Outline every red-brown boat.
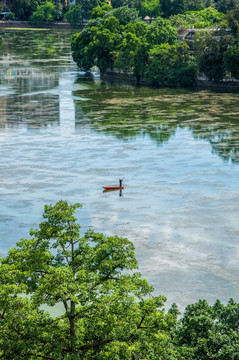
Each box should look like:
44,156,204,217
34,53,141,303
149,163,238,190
103,179,124,191
103,186,124,190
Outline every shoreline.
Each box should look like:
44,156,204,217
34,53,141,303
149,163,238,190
0,20,83,30
101,70,239,92
1,24,238,92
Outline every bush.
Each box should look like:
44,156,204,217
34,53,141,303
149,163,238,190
145,42,198,86
30,1,57,24
5,12,15,20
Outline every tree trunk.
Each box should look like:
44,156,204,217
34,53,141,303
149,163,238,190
69,301,76,354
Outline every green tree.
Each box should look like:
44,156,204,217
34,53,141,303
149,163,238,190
169,7,224,28
194,30,234,81
184,0,205,11
111,0,143,12
226,7,239,36
91,4,111,18
71,27,95,70
11,0,38,20
103,6,140,25
176,299,239,360
134,40,151,79
223,42,239,78
170,12,203,28
30,1,57,23
90,17,121,73
66,3,84,25
146,17,178,45
66,0,107,24
140,0,161,18
215,0,239,13
114,25,142,72
0,200,178,359
144,41,198,86
160,0,185,17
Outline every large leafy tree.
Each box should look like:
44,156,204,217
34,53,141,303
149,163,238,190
140,0,161,18
72,27,96,70
176,299,239,360
184,0,205,11
111,0,143,12
30,1,58,23
215,0,239,13
169,7,223,28
226,7,239,37
0,201,178,359
160,0,185,17
11,0,38,20
89,16,122,73
103,6,140,25
194,30,234,81
145,17,178,45
66,0,107,24
144,41,198,86
223,42,239,79
114,25,142,72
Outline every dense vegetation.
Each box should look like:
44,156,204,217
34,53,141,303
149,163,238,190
1,201,239,359
71,2,239,86
5,0,239,26
5,0,239,84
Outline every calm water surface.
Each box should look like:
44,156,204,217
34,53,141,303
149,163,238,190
1,30,239,309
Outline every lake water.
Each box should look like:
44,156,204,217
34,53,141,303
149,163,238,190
1,29,239,309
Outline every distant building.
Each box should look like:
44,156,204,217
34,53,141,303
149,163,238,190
177,28,196,42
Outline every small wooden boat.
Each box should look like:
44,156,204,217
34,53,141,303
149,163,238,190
103,186,124,190
103,179,124,191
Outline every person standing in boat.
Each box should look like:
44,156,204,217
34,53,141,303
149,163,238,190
119,178,123,187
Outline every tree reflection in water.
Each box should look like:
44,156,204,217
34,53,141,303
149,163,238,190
74,79,239,164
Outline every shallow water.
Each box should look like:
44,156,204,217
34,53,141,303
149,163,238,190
1,29,239,309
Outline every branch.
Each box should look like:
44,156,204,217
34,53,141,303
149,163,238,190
28,353,56,360
0,311,5,319
63,300,69,313
128,315,146,341
79,338,114,350
90,266,120,290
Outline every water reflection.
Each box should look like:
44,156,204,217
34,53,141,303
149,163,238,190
103,189,123,197
73,80,239,163
0,29,76,128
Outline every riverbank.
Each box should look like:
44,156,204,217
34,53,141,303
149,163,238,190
101,69,239,92
0,20,84,30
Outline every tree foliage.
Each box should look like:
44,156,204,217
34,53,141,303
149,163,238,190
176,299,239,360
170,7,223,28
0,201,179,359
66,0,108,24
194,30,234,81
103,5,140,24
226,7,239,37
215,0,239,13
11,0,38,20
30,1,58,23
140,0,161,18
144,41,198,86
160,0,186,17
11,0,63,21
223,41,239,78
71,12,198,86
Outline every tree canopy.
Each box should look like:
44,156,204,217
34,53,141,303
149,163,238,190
0,200,178,359
71,13,199,86
194,30,234,81
2,201,239,359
